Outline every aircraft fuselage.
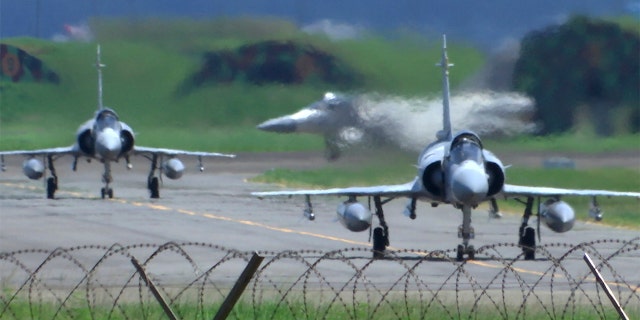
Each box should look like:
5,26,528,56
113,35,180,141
75,108,135,161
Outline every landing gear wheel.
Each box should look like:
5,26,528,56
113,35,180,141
372,227,386,259
46,177,57,199
456,244,475,261
520,226,536,260
149,177,160,199
100,188,113,199
467,245,475,260
456,244,464,261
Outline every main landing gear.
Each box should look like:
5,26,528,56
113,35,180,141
371,196,390,259
146,154,160,199
517,197,536,260
46,155,58,199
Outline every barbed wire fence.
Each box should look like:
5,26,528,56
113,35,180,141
1,238,638,319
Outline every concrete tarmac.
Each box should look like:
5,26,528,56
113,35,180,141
1,151,638,293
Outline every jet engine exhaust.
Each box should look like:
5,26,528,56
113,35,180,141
354,91,536,152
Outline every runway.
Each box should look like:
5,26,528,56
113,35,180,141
1,151,639,291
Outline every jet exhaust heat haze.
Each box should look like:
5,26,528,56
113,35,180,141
354,91,537,152
257,89,536,160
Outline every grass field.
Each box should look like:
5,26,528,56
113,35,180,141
3,298,632,320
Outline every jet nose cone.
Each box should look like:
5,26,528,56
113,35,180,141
257,117,298,133
95,129,122,160
451,162,489,205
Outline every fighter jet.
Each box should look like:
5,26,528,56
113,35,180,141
0,45,235,199
252,36,640,260
257,92,383,160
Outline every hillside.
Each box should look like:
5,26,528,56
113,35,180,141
0,19,484,152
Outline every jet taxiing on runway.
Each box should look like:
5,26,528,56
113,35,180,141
0,45,235,199
253,36,640,260
257,92,380,161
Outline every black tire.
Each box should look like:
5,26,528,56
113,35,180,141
46,177,56,199
372,227,386,259
467,245,475,260
149,177,160,199
456,244,464,261
107,188,113,199
101,188,106,199
521,227,536,260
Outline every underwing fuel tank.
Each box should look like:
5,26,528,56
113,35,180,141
22,158,44,180
337,201,372,232
162,158,185,180
541,199,575,233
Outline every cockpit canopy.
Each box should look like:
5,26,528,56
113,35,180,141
449,132,483,164
310,92,349,112
94,108,120,131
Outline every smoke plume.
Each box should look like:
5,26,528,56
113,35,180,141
353,91,537,152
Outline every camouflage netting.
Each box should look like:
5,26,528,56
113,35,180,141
513,16,640,134
0,44,60,84
178,40,361,93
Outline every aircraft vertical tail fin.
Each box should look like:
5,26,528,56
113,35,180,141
435,35,453,141
95,44,106,111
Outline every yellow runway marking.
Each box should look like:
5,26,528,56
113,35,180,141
469,260,547,276
1,181,633,288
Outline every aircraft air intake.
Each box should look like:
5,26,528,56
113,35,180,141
421,161,444,199
77,129,95,156
119,130,134,156
485,161,505,197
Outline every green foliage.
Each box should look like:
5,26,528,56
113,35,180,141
513,15,640,135
0,17,484,153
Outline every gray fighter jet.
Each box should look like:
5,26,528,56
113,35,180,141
257,92,380,160
253,36,640,260
0,45,235,199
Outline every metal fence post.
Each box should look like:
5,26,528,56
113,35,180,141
213,252,264,320
131,257,179,320
583,253,629,320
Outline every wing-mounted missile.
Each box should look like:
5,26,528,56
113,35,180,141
303,195,315,220
540,198,575,233
403,197,417,219
588,196,603,221
337,197,372,232
161,158,185,180
22,158,44,180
